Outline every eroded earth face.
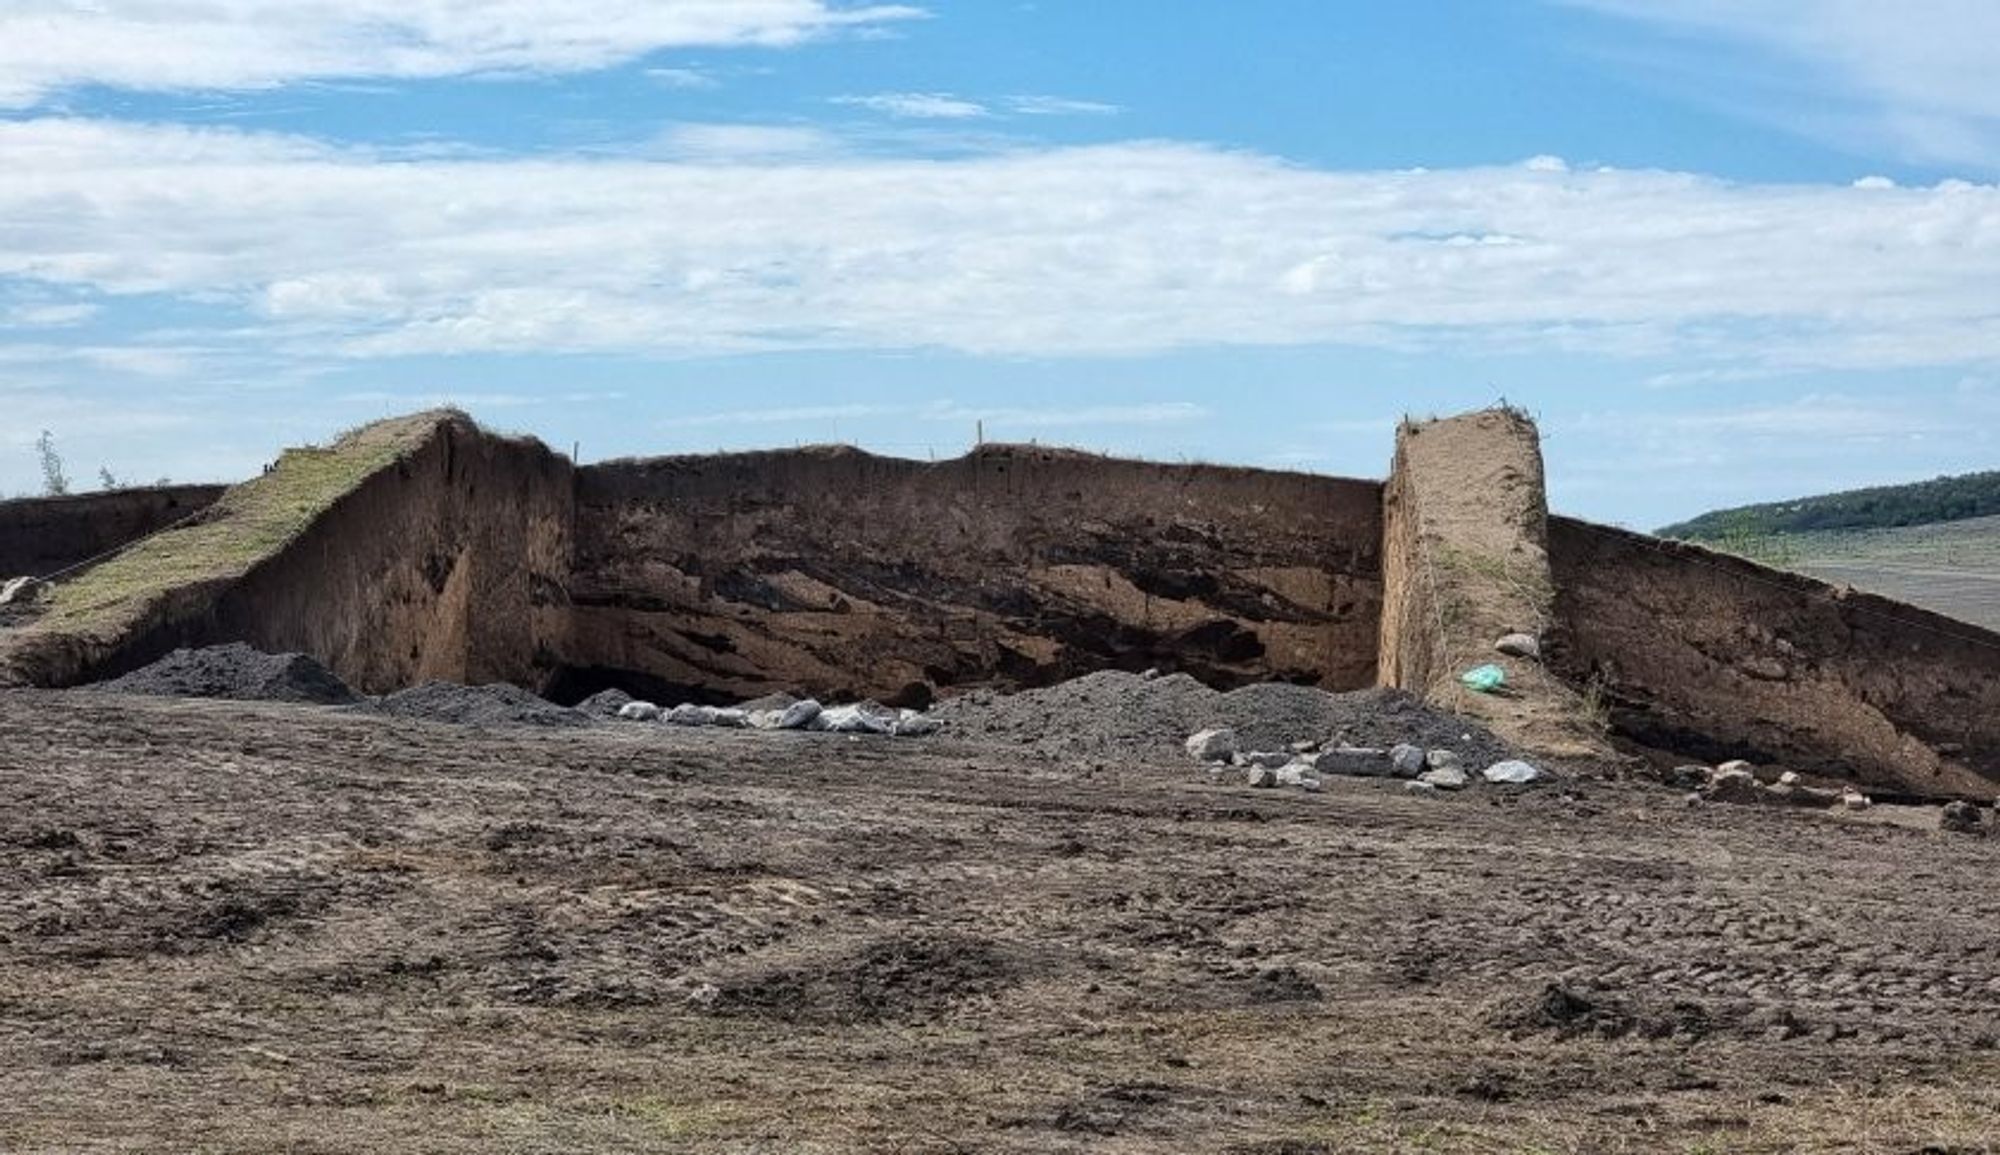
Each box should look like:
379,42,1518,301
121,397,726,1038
1,690,1995,1153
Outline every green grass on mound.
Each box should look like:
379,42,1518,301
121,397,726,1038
33,412,451,634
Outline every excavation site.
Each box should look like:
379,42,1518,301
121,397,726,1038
1,408,1996,1153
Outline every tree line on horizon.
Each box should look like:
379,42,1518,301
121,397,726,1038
1659,469,2000,541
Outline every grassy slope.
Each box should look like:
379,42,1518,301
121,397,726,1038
30,412,449,636
1778,515,2000,632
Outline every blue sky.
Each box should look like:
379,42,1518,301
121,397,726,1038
3,1,1998,527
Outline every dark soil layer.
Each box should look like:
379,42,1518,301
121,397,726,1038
93,642,358,706
1,690,1995,1153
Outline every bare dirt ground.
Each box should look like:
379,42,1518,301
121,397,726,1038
2,690,1996,1154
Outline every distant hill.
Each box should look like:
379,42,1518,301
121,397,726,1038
1658,469,2000,540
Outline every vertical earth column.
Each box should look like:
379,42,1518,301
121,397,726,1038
1379,408,1612,761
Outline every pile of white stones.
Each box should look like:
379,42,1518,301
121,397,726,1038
615,697,943,737
1184,727,1544,794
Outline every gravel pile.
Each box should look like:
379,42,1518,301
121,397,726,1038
932,670,1515,766
373,681,594,729
95,643,359,705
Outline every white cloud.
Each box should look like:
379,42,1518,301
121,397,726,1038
2,118,1999,369
0,1,925,106
649,121,843,160
1007,95,1121,117
832,92,990,119
645,67,719,90
2,302,99,328
1562,0,2000,167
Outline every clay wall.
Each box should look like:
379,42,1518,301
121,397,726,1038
1547,517,2000,797
0,486,226,579
562,445,1384,706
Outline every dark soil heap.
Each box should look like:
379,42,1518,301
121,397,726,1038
373,681,594,729
93,643,358,706
933,670,1516,765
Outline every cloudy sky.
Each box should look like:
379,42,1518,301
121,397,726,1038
2,0,1997,526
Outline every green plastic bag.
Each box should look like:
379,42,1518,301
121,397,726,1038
1461,664,1506,693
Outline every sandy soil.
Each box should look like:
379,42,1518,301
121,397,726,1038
1,690,1996,1153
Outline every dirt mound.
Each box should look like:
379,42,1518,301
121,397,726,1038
373,681,593,729
94,643,359,705
933,670,1515,765
712,933,1018,1024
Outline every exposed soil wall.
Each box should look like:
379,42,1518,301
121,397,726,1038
1379,411,1610,760
0,486,225,579
563,445,1383,706
200,419,574,694
1548,517,2000,797
1,416,573,694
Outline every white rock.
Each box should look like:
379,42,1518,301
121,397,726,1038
1716,760,1755,775
1419,766,1469,791
1245,764,1280,788
665,704,717,727
0,576,43,606
1482,760,1545,785
892,711,943,737
814,704,894,734
709,708,749,728
1276,762,1323,791
1186,728,1239,764
1838,790,1872,812
1389,744,1428,778
1240,751,1294,770
1495,633,1542,660
616,701,663,722
776,699,823,730
1426,749,1464,773
1777,770,1801,788
1404,781,1439,796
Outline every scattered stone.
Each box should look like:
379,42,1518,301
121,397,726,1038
1419,765,1469,791
1716,760,1756,776
1311,746,1391,777
1185,728,1239,764
1275,763,1323,792
1482,760,1545,785
1405,781,1439,796
1838,790,1872,812
892,710,943,737
1663,765,1711,790
1389,744,1428,778
617,701,663,722
1426,749,1464,774
1703,767,1764,805
1245,764,1280,788
1777,770,1801,788
1941,801,1986,834
0,576,44,606
710,707,750,729
1239,751,1294,770
1140,668,1161,680
1289,739,1320,755
1494,633,1541,660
